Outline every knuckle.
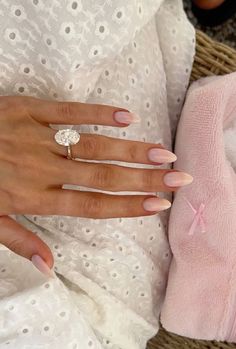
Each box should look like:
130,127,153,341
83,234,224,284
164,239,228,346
93,164,113,189
142,170,155,190
125,197,141,217
57,102,74,122
128,144,138,161
7,237,26,255
82,136,100,158
83,195,103,218
94,104,102,121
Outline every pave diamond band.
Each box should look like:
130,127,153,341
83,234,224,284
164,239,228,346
54,128,81,160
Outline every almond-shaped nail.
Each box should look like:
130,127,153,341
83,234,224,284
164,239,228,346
164,171,193,187
31,255,55,278
148,148,177,163
143,197,171,212
113,111,141,124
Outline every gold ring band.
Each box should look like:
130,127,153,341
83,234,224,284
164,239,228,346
67,144,73,160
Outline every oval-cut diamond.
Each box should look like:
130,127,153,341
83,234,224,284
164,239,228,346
54,129,80,146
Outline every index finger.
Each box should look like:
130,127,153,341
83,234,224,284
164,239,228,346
27,97,140,127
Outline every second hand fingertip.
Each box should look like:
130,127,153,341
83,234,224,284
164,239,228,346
31,254,55,279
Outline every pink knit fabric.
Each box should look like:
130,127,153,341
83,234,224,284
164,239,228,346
161,73,236,342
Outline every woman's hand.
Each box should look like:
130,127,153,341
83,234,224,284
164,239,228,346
0,96,193,274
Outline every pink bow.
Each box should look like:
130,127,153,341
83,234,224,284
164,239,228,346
184,198,206,236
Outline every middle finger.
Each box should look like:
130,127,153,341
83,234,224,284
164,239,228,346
50,130,177,165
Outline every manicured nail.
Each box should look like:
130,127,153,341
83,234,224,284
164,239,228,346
148,148,177,163
113,111,141,124
164,171,193,187
31,255,55,278
143,197,171,212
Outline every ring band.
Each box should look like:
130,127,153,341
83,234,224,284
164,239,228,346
67,144,73,160
54,128,81,160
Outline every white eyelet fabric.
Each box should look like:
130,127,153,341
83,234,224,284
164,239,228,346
0,1,195,348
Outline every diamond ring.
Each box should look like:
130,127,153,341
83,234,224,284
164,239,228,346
54,128,80,160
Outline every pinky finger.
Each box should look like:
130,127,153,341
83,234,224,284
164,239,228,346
42,189,172,219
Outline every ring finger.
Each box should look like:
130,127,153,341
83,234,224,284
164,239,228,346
49,128,177,165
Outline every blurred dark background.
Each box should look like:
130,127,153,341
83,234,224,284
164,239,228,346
184,0,236,48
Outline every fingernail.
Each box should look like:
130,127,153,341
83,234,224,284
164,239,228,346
164,171,193,187
31,255,55,278
148,148,177,163
143,197,171,212
113,111,141,124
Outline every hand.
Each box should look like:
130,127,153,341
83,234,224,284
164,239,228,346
0,96,193,275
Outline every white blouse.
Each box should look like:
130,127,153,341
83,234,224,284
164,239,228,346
0,1,195,348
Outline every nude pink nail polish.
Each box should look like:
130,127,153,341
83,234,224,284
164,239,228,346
113,111,141,124
31,255,55,278
143,197,171,212
148,148,177,163
164,171,193,187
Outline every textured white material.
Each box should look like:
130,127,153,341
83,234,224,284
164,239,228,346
0,1,195,348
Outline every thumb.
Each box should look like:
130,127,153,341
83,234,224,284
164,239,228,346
0,215,54,278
